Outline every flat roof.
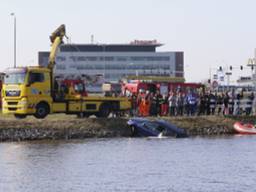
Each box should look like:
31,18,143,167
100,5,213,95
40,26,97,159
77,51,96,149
59,43,163,52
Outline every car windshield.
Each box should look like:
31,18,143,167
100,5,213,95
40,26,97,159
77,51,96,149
4,72,26,84
145,122,165,132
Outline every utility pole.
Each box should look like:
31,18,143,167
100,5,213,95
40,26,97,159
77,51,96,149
10,13,16,68
254,48,256,90
225,72,232,90
247,48,256,90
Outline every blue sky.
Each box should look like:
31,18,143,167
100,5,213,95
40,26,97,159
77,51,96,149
1,0,256,82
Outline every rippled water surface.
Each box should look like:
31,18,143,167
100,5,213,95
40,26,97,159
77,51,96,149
0,136,256,192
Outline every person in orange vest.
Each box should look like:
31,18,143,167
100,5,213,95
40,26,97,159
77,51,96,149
139,90,150,117
143,91,150,116
141,97,147,116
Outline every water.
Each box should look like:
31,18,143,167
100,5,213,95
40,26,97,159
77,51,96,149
0,136,256,192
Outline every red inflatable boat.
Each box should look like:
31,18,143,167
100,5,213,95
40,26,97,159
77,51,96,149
233,122,256,134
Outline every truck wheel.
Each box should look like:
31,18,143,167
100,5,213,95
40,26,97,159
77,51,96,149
97,103,110,118
34,103,49,119
14,114,27,119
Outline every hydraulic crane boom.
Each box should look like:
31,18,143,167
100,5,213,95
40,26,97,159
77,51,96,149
48,24,66,71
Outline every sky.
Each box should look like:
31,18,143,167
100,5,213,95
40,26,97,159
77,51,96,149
1,0,256,83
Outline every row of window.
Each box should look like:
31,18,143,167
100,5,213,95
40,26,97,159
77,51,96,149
55,69,172,76
56,56,171,62
104,72,174,80
56,64,172,70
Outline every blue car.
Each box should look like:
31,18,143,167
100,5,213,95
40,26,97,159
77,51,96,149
127,118,188,138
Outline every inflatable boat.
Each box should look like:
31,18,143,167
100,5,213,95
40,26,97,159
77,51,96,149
127,118,188,138
233,122,256,134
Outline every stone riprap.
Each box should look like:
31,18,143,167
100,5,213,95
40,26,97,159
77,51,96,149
0,114,252,142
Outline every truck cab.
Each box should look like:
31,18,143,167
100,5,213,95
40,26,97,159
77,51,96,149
2,67,52,118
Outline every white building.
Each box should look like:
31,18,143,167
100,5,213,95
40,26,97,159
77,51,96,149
38,41,184,82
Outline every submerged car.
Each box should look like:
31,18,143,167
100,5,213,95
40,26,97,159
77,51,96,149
127,118,188,138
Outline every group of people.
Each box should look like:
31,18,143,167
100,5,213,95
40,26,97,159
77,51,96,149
128,89,256,117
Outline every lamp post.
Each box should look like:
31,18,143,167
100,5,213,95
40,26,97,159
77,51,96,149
10,13,16,68
209,67,219,85
247,48,256,90
225,72,232,89
102,44,106,79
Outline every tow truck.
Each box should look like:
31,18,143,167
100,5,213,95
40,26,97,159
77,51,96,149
2,25,130,119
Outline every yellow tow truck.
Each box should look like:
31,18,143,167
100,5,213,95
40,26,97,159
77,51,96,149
2,25,130,119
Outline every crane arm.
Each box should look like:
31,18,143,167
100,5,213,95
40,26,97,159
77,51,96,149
48,24,66,70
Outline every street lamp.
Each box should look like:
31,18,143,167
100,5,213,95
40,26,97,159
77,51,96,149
247,52,256,90
10,13,16,68
225,72,232,88
102,44,106,79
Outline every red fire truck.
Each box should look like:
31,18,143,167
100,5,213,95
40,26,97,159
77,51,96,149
123,80,203,95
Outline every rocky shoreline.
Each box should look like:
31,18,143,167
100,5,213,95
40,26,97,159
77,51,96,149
0,114,253,142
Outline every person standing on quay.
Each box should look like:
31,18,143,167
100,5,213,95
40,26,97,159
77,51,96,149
186,90,197,116
176,92,184,116
252,92,256,115
198,92,206,116
161,93,169,116
144,91,151,116
209,91,217,115
155,90,163,116
168,91,176,116
216,93,223,115
130,92,138,116
204,92,210,115
150,92,157,116
246,92,254,115
229,90,235,115
223,92,230,115
137,90,143,116
149,92,155,116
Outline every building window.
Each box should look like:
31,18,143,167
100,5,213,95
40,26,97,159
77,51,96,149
130,56,170,62
116,57,127,61
105,57,114,61
77,56,86,61
130,57,146,61
87,57,98,61
56,56,66,62
56,64,66,70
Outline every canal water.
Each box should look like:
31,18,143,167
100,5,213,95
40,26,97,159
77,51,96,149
0,136,256,192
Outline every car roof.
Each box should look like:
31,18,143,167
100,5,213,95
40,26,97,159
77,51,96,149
130,118,150,123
